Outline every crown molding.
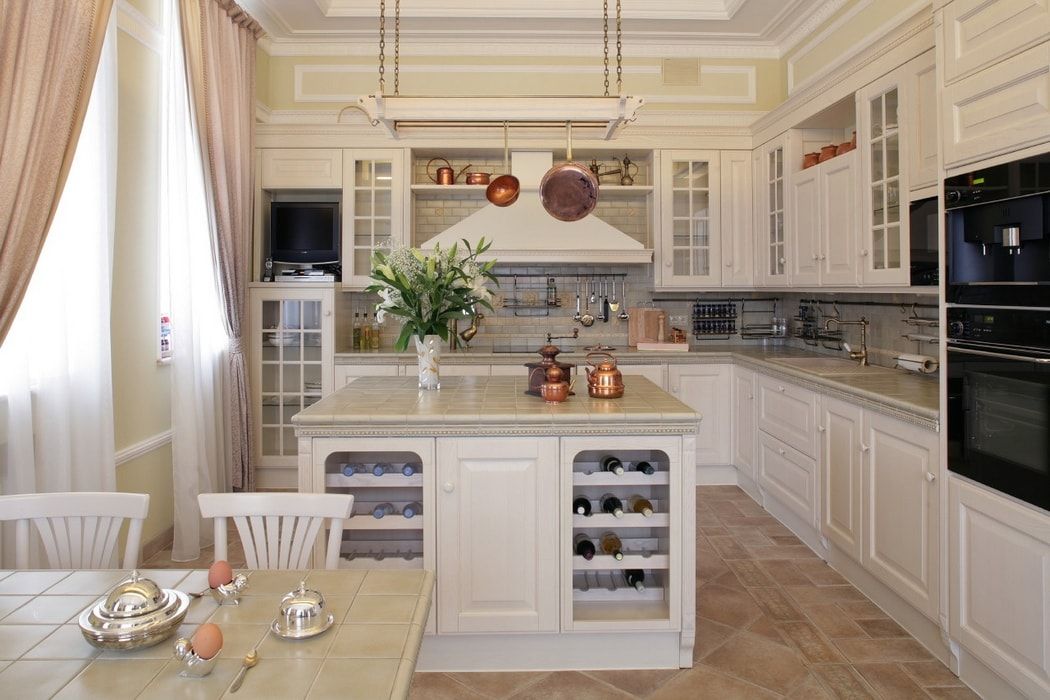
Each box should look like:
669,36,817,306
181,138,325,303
116,0,162,53
775,0,852,56
786,0,875,93
316,0,744,21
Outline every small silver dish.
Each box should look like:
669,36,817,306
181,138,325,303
173,637,220,677
270,581,335,640
78,570,190,650
209,573,249,605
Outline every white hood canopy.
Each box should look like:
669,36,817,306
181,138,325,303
420,152,653,264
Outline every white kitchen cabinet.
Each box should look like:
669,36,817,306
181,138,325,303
950,477,1050,700
720,151,754,287
658,151,722,287
941,40,1050,169
820,397,863,561
731,367,756,483
333,363,399,388
249,284,334,471
754,135,791,287
788,166,821,287
862,411,939,620
436,437,560,633
260,149,343,190
819,153,861,286
342,149,406,289
756,375,819,458
904,51,939,192
621,364,667,391
941,0,1050,85
758,432,817,527
668,364,731,466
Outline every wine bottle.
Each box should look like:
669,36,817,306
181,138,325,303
371,462,390,477
351,313,361,350
402,501,421,519
624,569,645,592
371,503,395,519
341,463,357,477
370,314,381,349
600,493,624,518
600,456,625,476
574,533,596,561
634,460,656,475
629,495,654,517
573,497,592,516
600,531,624,560
401,464,416,477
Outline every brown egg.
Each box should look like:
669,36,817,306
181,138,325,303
191,623,223,660
208,560,234,589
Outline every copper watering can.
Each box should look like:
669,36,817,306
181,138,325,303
427,157,471,185
585,352,624,399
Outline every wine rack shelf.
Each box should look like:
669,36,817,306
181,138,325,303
325,472,423,488
346,515,423,531
573,570,667,602
572,513,670,528
572,554,670,570
572,601,672,627
572,471,670,487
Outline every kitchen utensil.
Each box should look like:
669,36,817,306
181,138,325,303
589,280,597,304
229,649,259,693
464,172,491,185
580,287,595,327
618,155,639,186
585,352,625,399
601,279,610,322
609,280,620,312
426,157,470,185
588,158,622,181
618,281,629,320
572,280,582,322
531,365,574,404
486,122,520,207
524,343,576,397
540,122,599,222
78,570,190,650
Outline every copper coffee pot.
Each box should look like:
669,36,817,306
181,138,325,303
585,352,624,399
531,365,574,404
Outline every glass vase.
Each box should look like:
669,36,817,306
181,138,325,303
414,334,442,391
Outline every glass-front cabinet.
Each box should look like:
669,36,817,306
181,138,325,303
249,284,334,471
342,150,405,289
658,151,721,287
754,136,789,287
858,77,910,285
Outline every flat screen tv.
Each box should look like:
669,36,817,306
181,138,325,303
270,201,340,264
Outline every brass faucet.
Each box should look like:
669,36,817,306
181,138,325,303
824,316,870,366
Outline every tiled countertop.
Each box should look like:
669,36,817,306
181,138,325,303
0,568,433,699
293,376,699,437
336,345,940,430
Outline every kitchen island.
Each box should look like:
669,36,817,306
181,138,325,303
293,376,699,670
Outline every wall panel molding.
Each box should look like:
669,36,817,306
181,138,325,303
116,429,172,466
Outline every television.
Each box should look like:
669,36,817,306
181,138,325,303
269,201,340,264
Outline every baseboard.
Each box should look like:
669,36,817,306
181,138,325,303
141,526,173,562
956,646,1030,700
696,464,738,485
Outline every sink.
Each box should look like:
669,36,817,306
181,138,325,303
768,357,877,376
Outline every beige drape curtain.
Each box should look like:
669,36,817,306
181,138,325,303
0,0,115,347
179,0,262,491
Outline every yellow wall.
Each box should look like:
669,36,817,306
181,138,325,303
113,15,173,548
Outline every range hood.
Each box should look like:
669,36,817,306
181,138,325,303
420,152,653,264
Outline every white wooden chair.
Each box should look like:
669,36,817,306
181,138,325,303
197,493,354,570
0,492,150,569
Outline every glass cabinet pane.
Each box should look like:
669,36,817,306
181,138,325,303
355,161,373,186
672,162,690,188
885,89,898,130
303,301,321,330
867,88,903,274
669,158,713,280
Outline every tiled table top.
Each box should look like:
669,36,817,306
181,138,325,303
0,568,433,700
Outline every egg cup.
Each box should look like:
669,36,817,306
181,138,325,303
173,638,220,678
209,574,249,606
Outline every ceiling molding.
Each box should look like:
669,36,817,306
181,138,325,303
313,0,746,22
774,0,853,56
116,0,162,53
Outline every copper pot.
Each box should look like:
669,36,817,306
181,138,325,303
464,172,491,185
533,366,572,404
486,122,521,207
836,141,854,155
802,152,820,169
585,352,624,399
540,123,599,222
818,145,838,163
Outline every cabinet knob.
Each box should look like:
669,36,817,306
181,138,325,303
926,472,936,482
725,261,733,267
819,254,826,261
442,482,455,493
817,425,826,432
777,448,786,456
812,254,819,261
777,385,786,392
860,443,870,453
778,257,786,264
861,249,869,257
325,310,332,317
665,260,672,268
747,394,754,400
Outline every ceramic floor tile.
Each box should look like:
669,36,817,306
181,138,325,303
833,638,934,663
776,620,846,663
923,686,983,699
694,617,739,661
695,584,762,629
785,672,835,699
648,665,781,700
756,561,811,587
726,560,778,587
748,586,807,622
446,671,547,698
853,662,929,699
802,604,868,639
700,631,810,695
409,672,492,699
505,671,633,700
0,596,31,621
784,585,868,606
899,660,964,687
580,668,681,697
810,664,878,699
855,618,908,638
791,559,850,586
837,601,890,619
708,536,754,560
746,616,791,647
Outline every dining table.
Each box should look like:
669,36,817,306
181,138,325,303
0,567,433,699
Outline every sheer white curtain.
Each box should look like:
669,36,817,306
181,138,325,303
162,0,228,561
0,18,118,564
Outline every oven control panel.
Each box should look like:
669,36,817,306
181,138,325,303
948,306,1050,346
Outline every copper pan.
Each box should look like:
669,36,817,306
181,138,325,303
540,122,599,222
486,122,520,207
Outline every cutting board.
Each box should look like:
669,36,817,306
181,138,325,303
628,308,665,347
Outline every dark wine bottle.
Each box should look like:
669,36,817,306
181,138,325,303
600,456,625,475
634,461,656,475
573,497,592,516
600,493,624,518
574,533,596,560
624,569,645,592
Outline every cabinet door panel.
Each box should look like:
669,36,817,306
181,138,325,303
821,398,863,560
863,414,939,619
789,168,821,287
669,365,731,465
260,149,342,189
720,151,754,287
658,151,722,287
757,376,818,457
342,150,406,289
942,0,1050,84
732,368,756,481
437,437,559,633
909,53,939,190
820,153,860,286
758,433,816,525
622,364,667,391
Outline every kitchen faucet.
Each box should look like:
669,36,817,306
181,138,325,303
823,316,870,366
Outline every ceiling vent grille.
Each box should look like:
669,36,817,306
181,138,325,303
661,59,701,87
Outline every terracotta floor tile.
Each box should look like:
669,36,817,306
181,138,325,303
700,631,809,694
785,672,835,699
757,561,812,587
769,535,803,547
923,686,983,699
792,559,850,586
784,585,869,606
747,545,821,560
711,501,746,517
758,522,798,538
837,601,889,620
694,617,739,661
802,604,868,639
776,621,846,663
506,671,633,700
447,672,546,698
853,663,929,699
649,665,781,700
748,586,808,622
810,664,878,699
700,526,731,537
719,515,782,528
712,569,747,591
855,618,908,639
696,583,763,629
697,556,731,584
726,529,775,547
581,668,681,697
833,638,934,663
726,560,778,588
709,536,754,560
409,673,489,699
899,661,964,688
746,616,790,647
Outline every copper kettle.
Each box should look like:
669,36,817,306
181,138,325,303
585,352,624,399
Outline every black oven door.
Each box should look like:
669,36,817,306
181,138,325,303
947,340,1050,511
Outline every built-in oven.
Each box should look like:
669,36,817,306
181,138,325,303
946,306,1050,511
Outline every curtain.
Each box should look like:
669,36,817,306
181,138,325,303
163,0,229,562
0,0,116,347
0,17,118,566
179,0,263,492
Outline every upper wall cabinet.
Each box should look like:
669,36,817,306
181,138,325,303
720,152,755,287
658,151,722,288
790,152,861,287
342,150,406,290
904,52,939,192
753,135,791,287
941,0,1050,85
260,149,343,190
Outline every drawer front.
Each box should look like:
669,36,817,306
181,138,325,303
757,375,818,457
260,149,343,189
942,41,1050,168
758,433,817,526
942,0,1050,84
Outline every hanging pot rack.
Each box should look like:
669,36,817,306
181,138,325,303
344,0,644,140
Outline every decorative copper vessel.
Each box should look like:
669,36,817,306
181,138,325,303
535,366,572,404
802,152,820,169
818,145,838,163
525,344,575,397
464,172,491,185
836,141,855,155
585,352,624,399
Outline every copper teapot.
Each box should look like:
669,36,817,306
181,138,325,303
531,365,574,404
585,352,624,399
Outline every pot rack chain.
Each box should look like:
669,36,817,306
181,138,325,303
377,0,401,95
602,0,623,96
378,0,385,94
